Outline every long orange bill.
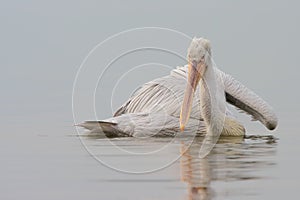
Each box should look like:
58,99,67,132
180,60,204,131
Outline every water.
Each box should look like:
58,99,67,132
3,129,299,200
76,134,280,200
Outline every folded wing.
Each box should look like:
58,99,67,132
114,65,278,130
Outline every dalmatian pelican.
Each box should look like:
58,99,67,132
78,38,277,137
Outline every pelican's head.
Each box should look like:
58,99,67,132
180,37,212,131
187,37,211,65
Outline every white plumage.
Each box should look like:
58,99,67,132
78,38,278,137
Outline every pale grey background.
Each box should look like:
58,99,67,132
0,1,299,199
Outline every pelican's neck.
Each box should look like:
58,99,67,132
199,61,224,135
199,61,245,136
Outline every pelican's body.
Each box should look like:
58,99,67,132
78,38,277,137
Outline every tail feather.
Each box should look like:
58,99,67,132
76,121,129,137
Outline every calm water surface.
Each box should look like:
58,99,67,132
77,134,279,200
1,123,299,200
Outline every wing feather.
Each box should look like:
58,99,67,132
113,65,278,130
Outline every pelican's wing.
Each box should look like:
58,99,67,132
217,69,278,130
114,66,203,120
114,65,278,130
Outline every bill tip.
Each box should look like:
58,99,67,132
180,124,185,132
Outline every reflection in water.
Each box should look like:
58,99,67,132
179,136,277,200
79,131,277,199
180,142,212,200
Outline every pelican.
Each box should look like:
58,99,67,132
78,38,278,137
